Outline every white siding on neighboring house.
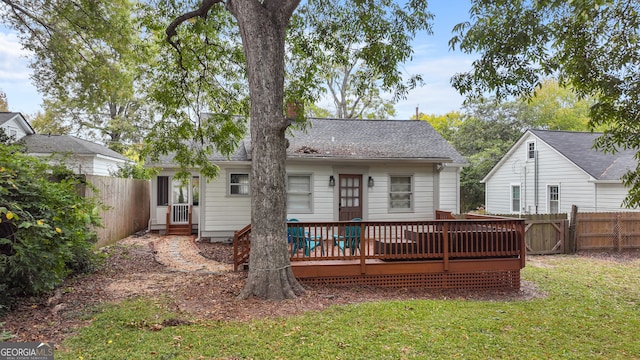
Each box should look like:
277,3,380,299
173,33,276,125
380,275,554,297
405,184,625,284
438,166,460,213
92,155,127,176
485,133,596,214
595,183,637,211
0,116,31,140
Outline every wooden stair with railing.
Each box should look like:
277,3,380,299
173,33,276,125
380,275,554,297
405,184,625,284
166,205,193,236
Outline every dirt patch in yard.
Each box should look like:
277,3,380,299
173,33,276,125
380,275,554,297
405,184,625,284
1,233,552,343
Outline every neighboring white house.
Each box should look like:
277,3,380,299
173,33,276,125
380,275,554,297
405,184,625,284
22,134,130,176
0,112,35,139
483,129,638,214
147,118,466,240
2,111,131,176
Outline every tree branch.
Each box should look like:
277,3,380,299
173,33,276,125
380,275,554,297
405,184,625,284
165,0,222,50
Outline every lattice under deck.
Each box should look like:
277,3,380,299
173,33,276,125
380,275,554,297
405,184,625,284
299,270,521,289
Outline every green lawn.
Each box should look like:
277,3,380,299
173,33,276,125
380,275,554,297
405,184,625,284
61,255,639,359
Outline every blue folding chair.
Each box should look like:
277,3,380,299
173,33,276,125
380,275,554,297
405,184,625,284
333,218,362,255
290,224,323,256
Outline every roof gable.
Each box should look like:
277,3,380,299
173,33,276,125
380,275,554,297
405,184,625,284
0,112,36,137
530,129,636,180
22,134,130,162
483,129,637,182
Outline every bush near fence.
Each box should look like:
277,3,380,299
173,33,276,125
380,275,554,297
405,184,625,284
77,175,150,247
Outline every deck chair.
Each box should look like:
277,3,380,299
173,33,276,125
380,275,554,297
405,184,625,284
333,218,362,255
287,218,299,243
290,224,323,256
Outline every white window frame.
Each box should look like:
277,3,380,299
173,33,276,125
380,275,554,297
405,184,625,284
510,184,521,213
389,175,414,213
228,172,250,196
286,174,313,213
526,140,536,160
192,176,200,206
548,184,559,214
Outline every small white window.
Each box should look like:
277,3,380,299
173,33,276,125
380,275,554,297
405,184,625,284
230,173,249,195
287,175,312,212
9,129,17,138
527,141,536,160
511,185,521,213
548,185,559,213
390,175,413,211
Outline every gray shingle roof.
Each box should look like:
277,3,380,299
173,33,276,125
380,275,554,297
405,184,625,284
530,129,636,180
21,134,129,161
149,118,466,166
288,118,465,162
0,112,18,125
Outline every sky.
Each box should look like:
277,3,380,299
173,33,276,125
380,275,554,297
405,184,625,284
0,0,474,120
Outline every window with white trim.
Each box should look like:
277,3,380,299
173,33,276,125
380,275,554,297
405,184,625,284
192,176,200,206
548,185,559,213
389,175,413,211
287,175,312,212
511,185,521,212
229,173,249,195
527,141,536,160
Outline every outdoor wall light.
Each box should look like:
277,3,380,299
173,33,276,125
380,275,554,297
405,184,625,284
368,176,375,187
329,175,336,187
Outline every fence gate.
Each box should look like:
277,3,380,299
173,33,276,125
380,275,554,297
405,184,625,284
492,214,568,254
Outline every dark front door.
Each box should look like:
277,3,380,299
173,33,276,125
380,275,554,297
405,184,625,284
339,174,363,221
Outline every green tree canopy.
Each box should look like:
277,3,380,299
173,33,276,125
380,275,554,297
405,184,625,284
288,0,433,119
450,0,640,205
1,0,150,153
0,89,8,111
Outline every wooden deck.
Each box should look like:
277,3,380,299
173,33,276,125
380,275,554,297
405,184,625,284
234,214,526,290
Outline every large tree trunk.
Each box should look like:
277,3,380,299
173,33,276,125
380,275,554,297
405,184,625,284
229,0,305,300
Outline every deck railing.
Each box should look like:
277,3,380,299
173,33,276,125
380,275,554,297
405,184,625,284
233,216,526,271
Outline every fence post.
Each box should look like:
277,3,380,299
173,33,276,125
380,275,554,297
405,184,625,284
568,205,578,253
616,214,622,252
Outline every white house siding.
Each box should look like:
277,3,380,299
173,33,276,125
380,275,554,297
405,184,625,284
285,163,335,221
196,162,440,239
1,118,28,140
367,163,435,221
91,155,127,177
438,166,460,213
486,133,596,214
595,183,636,211
202,165,252,239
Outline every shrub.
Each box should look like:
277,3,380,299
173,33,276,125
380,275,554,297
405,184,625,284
0,143,102,310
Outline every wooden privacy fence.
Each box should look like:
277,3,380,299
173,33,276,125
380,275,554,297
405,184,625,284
576,212,640,251
78,175,150,247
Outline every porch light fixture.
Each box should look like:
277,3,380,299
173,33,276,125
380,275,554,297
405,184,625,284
368,176,374,187
329,175,335,187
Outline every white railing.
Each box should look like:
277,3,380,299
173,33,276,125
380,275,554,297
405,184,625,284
171,204,190,224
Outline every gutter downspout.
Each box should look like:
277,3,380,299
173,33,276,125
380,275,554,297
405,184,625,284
196,171,203,242
534,150,539,214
